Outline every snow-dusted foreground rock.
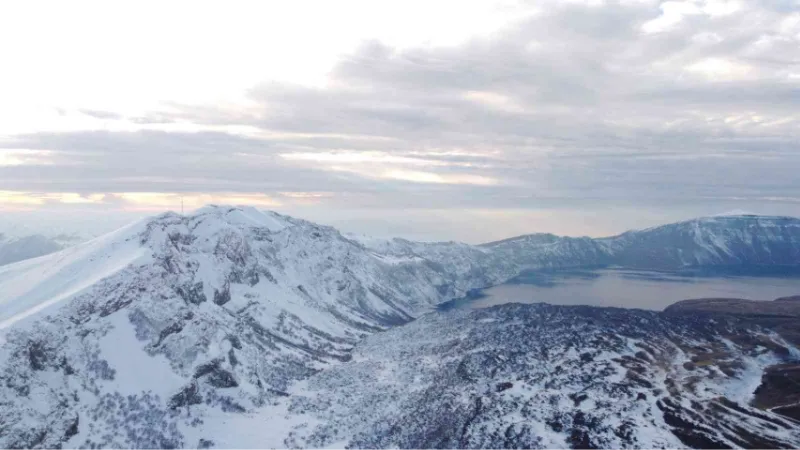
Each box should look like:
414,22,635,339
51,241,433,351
0,206,798,448
284,303,800,449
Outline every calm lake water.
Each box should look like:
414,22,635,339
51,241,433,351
441,269,800,311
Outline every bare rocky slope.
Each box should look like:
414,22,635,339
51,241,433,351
666,295,800,347
666,295,800,425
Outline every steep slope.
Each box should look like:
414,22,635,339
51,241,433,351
0,206,516,448
0,220,151,331
283,303,800,449
0,233,64,267
0,207,799,448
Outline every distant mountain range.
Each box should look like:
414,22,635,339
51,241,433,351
0,230,90,267
0,206,798,448
4,211,800,273
484,214,800,271
0,233,65,267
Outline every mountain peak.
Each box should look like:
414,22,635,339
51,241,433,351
711,209,758,217
696,213,798,221
0,208,799,448
189,204,291,232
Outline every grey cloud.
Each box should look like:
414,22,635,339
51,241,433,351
128,114,181,125
2,0,799,240
629,83,800,109
79,109,124,120
0,131,359,193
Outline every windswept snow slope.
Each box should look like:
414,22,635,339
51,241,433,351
0,220,151,330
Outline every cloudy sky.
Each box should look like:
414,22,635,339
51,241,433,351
1,0,799,242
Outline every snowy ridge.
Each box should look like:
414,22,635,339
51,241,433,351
0,205,517,448
608,215,800,269
0,206,798,448
0,219,152,331
489,214,800,270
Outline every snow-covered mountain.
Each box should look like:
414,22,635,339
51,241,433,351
0,206,519,448
487,214,800,272
0,206,798,448
0,233,65,267
606,215,800,270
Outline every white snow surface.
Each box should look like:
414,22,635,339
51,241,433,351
0,219,151,331
0,205,526,448
0,205,798,448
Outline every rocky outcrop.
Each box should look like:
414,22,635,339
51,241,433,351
665,295,800,346
284,303,800,449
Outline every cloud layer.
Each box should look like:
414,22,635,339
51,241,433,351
1,0,799,241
